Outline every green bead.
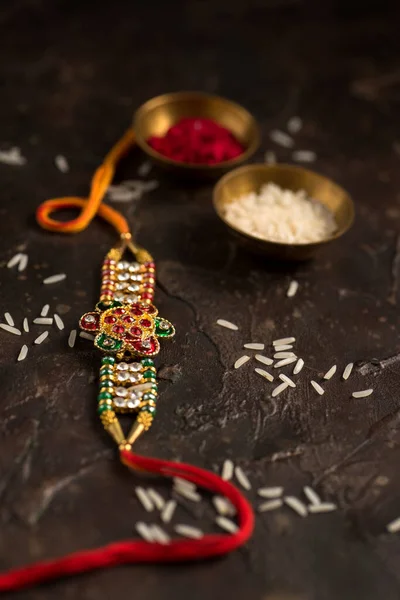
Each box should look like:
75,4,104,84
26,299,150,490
150,383,158,392
144,406,156,414
97,404,111,414
98,391,113,400
141,358,154,367
102,356,115,365
143,392,157,402
100,367,113,376
143,370,156,379
100,380,114,388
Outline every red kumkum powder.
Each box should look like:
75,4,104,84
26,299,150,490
147,117,245,165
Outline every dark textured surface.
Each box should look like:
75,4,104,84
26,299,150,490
0,0,400,598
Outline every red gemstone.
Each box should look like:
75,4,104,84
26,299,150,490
102,279,115,286
142,283,154,289
130,305,144,316
142,292,153,300
146,305,157,314
112,325,125,334
104,315,117,324
101,288,114,297
102,269,113,277
122,315,134,323
130,326,142,337
114,308,125,315
133,336,158,354
81,314,99,330
140,318,152,328
144,262,155,269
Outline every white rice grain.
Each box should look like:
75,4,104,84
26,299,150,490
34,331,49,345
40,304,50,317
274,344,293,351
174,487,201,503
173,477,196,492
68,329,77,348
18,254,28,272
272,381,289,397
323,365,337,380
212,496,236,517
54,314,64,330
7,253,22,268
311,380,324,395
243,343,264,350
23,318,29,332
175,524,203,539
274,357,297,368
258,499,283,512
216,516,238,534
4,313,14,326
149,524,170,544
257,486,283,499
216,319,238,331
234,355,250,369
303,486,322,505
308,503,337,514
33,317,53,325
79,332,95,341
273,337,296,345
269,130,295,148
264,150,276,164
352,389,373,398
55,154,69,173
279,373,296,388
386,516,400,534
161,500,177,524
221,459,234,481
287,280,299,298
255,354,273,366
274,352,296,359
287,116,303,135
342,362,354,380
0,324,22,335
0,147,26,166
234,466,251,490
293,358,304,375
135,522,155,542
284,496,308,517
147,488,165,511
138,161,152,177
255,367,274,382
17,344,28,362
292,150,317,164
135,487,154,512
43,273,67,285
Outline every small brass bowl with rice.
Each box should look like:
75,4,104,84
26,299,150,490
213,164,355,260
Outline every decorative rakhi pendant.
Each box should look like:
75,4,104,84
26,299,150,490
79,233,175,448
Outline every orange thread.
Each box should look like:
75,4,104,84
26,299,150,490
36,129,136,235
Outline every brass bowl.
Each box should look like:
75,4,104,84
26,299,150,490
133,92,260,179
213,163,355,260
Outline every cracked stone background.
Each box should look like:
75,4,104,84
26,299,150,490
0,0,400,598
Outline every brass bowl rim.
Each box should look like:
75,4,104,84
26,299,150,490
133,91,260,170
213,162,355,248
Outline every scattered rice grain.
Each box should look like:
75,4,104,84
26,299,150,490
68,329,77,348
173,477,196,492
270,129,295,148
4,313,14,326
264,150,276,164
175,524,203,539
79,332,95,341
34,331,49,345
138,161,152,177
303,486,322,505
255,367,274,382
386,516,400,534
7,253,22,268
221,459,234,481
274,352,296,359
308,503,337,514
272,381,289,397
352,389,373,398
274,345,293,351
18,254,28,272
54,314,64,330
174,486,201,502
279,373,296,388
135,522,155,542
216,516,238,534
149,524,170,544
292,150,317,163
273,337,296,345
293,358,304,375
135,487,154,512
287,280,299,298
55,155,69,173
274,357,297,368
212,496,236,517
287,116,303,134
323,365,337,380
257,486,284,499
255,354,273,366
234,355,250,369
243,342,264,350
258,499,283,512
0,324,21,335
40,304,50,317
284,496,308,517
147,488,165,511
33,317,53,325
161,500,177,524
216,319,238,331
311,380,324,395
43,273,67,285
0,147,26,166
23,318,29,332
342,362,354,380
17,345,28,362
234,466,251,490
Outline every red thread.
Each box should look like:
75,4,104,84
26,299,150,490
0,449,254,593
147,117,244,165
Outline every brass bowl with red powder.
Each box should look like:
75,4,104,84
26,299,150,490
134,92,260,179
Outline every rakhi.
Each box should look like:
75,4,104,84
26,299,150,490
0,130,254,593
